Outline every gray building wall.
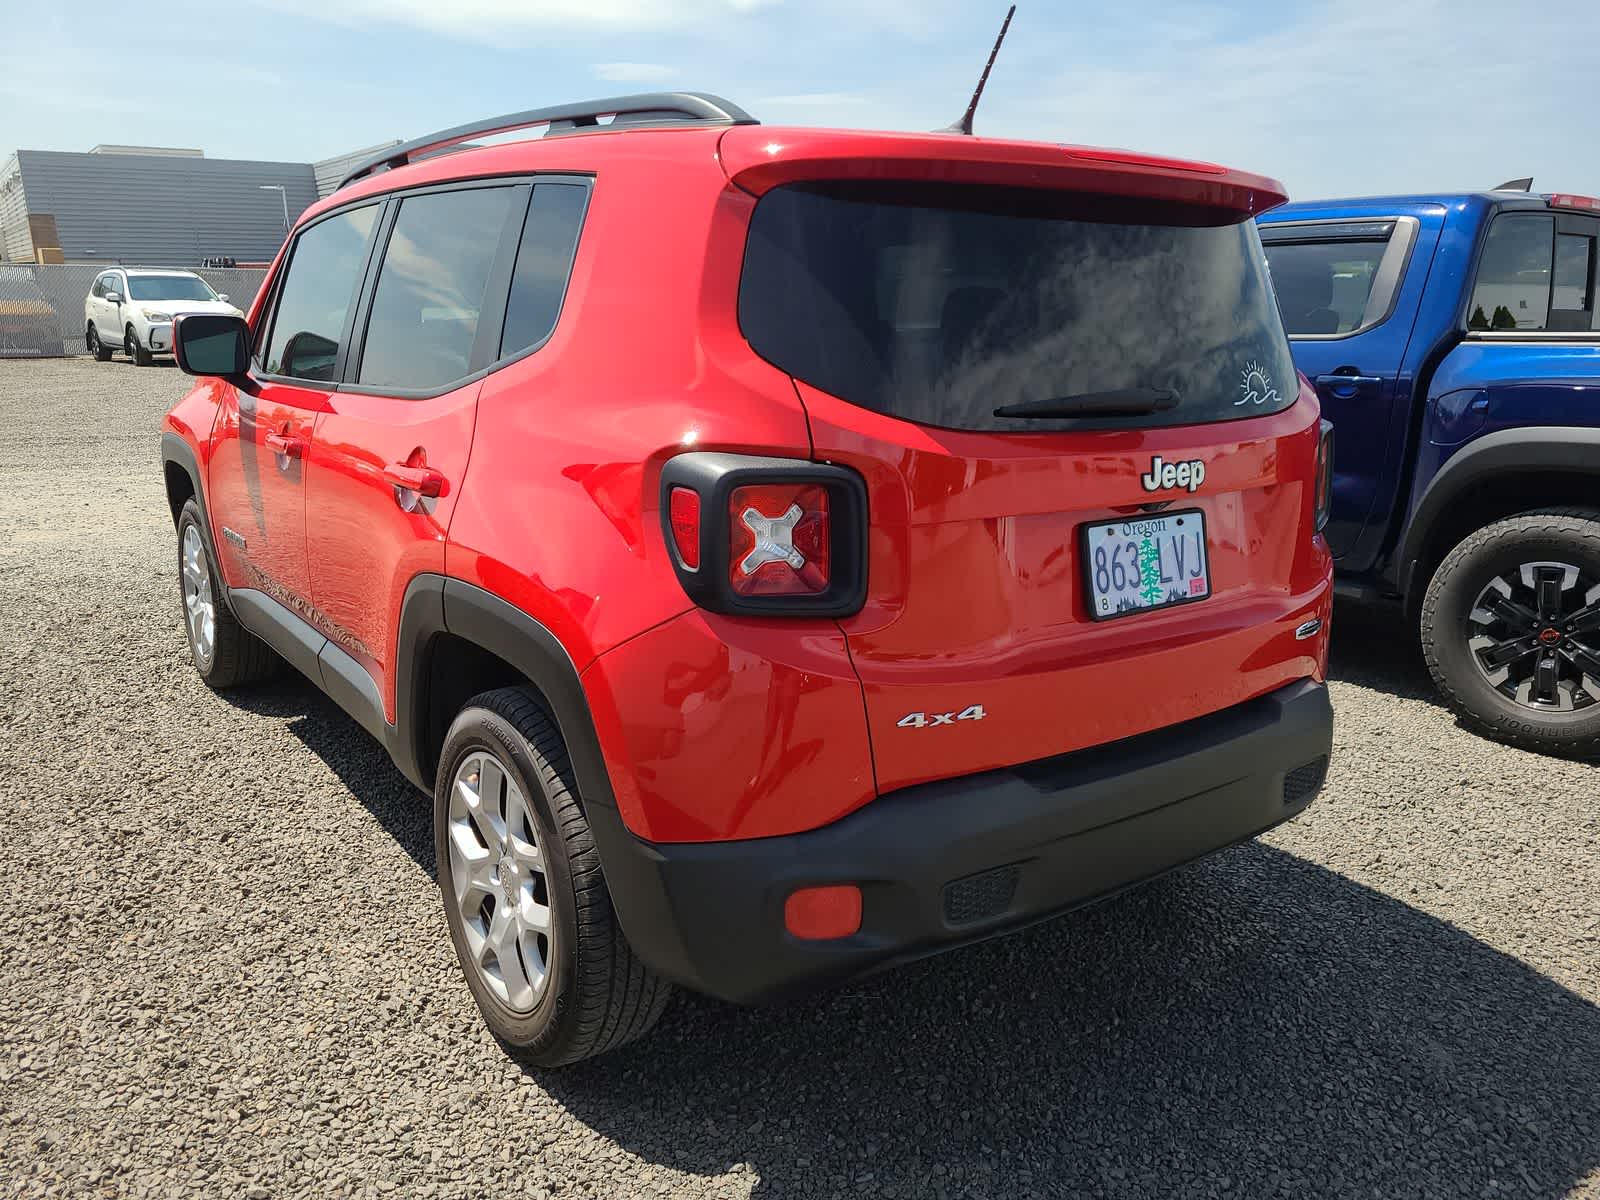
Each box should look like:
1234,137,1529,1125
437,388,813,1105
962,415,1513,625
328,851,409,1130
313,141,402,198
9,150,318,266
0,154,31,262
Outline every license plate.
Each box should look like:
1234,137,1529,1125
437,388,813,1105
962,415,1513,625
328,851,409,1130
1082,510,1211,620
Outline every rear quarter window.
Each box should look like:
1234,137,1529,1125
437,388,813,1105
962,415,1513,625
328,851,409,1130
738,182,1298,433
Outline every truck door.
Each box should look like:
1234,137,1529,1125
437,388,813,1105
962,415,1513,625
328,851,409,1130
1262,216,1437,566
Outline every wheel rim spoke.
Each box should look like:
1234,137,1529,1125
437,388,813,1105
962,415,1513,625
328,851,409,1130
180,526,214,661
1469,560,1596,712
446,747,552,1014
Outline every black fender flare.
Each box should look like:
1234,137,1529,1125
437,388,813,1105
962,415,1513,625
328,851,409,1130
1396,425,1600,602
392,577,686,974
392,576,620,816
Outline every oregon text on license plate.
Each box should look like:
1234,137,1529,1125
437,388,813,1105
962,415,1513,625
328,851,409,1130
1082,511,1210,620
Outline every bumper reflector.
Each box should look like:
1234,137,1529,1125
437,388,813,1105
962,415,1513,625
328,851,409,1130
784,884,862,940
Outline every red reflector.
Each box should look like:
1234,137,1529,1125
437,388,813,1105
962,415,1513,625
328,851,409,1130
728,483,831,596
784,884,862,940
668,487,701,569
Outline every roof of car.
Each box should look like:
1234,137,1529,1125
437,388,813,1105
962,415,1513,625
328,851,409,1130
1261,192,1551,220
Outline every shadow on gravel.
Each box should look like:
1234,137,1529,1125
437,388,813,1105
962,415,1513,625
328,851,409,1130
540,850,1600,1198
225,633,1599,1197
1326,597,1438,703
228,679,436,876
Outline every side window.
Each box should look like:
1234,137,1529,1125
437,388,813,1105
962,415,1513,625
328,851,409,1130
1263,238,1391,335
262,204,380,381
500,183,588,358
90,275,105,298
357,186,516,390
1550,232,1597,331
1468,214,1554,331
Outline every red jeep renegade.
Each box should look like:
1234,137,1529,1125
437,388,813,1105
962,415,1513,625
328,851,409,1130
161,93,1334,1066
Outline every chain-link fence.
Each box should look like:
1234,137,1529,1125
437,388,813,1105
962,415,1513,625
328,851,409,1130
0,264,266,358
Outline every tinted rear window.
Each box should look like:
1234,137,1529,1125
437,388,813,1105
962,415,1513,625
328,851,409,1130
739,183,1298,432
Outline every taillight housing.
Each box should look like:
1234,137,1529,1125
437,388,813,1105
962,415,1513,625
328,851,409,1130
1314,418,1334,532
660,453,867,616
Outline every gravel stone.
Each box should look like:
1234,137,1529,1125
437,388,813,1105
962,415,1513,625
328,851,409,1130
1,356,1597,1198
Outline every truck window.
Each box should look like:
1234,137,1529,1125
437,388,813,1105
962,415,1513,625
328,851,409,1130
1262,239,1390,335
1468,214,1554,332
1550,233,1597,331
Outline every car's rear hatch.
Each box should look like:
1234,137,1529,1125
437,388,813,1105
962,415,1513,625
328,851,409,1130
722,128,1331,794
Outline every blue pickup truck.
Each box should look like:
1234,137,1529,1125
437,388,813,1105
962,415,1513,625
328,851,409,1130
1260,188,1600,757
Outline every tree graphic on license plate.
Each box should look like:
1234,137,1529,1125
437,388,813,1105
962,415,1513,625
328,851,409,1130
1138,536,1164,605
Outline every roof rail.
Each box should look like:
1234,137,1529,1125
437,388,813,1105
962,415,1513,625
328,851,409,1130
337,92,758,190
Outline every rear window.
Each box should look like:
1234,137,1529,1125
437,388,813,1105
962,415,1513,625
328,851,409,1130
739,182,1298,432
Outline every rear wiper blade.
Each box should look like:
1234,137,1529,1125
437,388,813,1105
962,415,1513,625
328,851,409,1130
993,388,1181,419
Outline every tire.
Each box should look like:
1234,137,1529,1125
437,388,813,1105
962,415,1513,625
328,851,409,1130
176,499,280,689
87,323,112,361
434,688,671,1067
1421,507,1600,758
126,325,152,366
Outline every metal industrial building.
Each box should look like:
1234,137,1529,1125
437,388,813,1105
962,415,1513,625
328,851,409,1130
0,145,323,266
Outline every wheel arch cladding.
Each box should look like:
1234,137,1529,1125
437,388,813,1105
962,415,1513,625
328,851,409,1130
394,576,621,813
393,576,688,976
1399,427,1600,613
160,432,202,528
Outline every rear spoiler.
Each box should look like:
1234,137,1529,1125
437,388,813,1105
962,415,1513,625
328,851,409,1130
717,126,1287,217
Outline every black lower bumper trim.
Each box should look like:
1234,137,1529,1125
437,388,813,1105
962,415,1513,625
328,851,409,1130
589,679,1333,1004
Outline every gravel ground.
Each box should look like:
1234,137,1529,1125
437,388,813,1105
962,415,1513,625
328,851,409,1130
1,355,1596,1200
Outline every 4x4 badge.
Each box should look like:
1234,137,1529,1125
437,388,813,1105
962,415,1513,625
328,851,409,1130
1140,455,1206,493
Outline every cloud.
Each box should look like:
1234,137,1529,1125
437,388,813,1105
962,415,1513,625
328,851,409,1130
255,0,775,38
978,0,1598,200
760,92,862,106
593,62,678,83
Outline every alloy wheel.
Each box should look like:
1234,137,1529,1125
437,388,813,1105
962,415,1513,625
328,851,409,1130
447,750,554,1013
180,525,215,667
1467,560,1600,711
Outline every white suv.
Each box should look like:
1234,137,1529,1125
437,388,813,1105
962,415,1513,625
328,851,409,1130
84,269,242,365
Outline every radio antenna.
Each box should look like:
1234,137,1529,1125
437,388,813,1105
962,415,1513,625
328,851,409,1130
943,5,1016,135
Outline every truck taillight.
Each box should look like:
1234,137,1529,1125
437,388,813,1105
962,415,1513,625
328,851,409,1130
660,453,867,616
1548,193,1600,213
1315,419,1334,532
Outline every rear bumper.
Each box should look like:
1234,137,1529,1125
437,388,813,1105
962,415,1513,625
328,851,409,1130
591,678,1333,1004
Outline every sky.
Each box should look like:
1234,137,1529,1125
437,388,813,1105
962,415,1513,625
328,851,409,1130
2,0,1597,203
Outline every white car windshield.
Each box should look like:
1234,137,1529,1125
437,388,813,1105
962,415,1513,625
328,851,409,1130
126,275,217,302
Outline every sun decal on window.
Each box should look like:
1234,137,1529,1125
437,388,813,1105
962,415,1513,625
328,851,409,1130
1237,360,1280,406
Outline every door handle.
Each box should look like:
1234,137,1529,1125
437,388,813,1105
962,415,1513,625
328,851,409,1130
264,431,304,457
1314,372,1383,395
383,463,449,499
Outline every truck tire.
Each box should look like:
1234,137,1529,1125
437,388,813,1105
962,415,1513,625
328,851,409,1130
1421,508,1600,758
176,499,281,689
434,688,671,1067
